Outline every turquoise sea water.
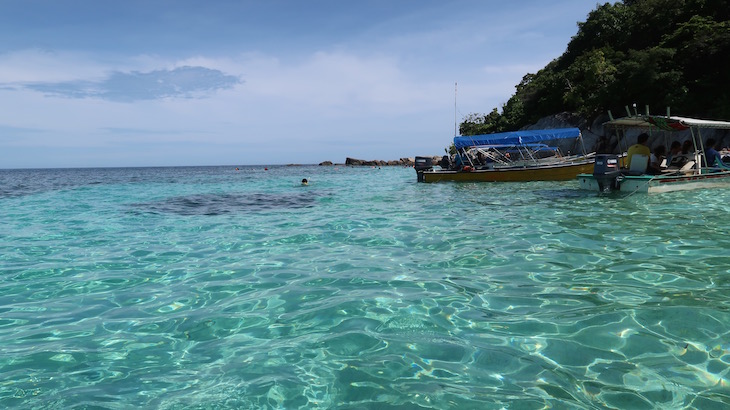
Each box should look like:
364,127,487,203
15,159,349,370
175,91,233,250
1,165,730,409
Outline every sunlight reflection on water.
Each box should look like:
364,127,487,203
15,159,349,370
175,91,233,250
1,166,730,408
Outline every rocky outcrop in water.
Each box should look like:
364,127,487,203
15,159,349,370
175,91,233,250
318,158,417,166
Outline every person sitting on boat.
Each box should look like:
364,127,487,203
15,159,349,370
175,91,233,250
439,155,451,169
681,140,693,155
703,138,722,167
626,133,651,171
665,141,682,167
648,145,666,174
453,152,465,170
668,139,695,166
476,151,486,167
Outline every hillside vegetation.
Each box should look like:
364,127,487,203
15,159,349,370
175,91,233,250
460,0,730,136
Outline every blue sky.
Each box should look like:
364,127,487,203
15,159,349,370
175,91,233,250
0,0,602,168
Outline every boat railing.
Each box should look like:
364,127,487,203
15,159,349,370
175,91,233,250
465,144,593,168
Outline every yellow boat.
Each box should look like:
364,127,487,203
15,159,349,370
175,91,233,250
416,128,595,182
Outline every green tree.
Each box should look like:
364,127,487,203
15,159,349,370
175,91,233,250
460,0,730,133
564,2,632,66
661,15,730,117
459,109,504,136
563,48,619,117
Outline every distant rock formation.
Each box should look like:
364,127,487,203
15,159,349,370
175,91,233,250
344,157,417,166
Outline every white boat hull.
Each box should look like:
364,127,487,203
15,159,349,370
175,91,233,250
578,170,730,194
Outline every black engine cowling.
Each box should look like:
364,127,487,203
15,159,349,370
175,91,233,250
415,156,433,172
592,154,621,192
415,156,434,182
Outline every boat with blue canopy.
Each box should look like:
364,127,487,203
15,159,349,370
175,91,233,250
415,128,595,182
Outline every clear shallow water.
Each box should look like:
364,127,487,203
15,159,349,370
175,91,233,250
1,165,730,409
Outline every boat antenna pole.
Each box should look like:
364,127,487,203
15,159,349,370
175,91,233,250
578,131,587,156
454,82,458,137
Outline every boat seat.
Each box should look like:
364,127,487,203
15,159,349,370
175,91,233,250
680,160,696,172
625,154,648,176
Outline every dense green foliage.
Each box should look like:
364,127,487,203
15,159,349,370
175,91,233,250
460,0,730,135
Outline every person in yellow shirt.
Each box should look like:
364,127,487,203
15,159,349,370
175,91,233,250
626,133,651,171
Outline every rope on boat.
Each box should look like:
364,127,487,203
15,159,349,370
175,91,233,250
623,175,657,198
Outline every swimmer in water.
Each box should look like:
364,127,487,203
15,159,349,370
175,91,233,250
301,178,308,186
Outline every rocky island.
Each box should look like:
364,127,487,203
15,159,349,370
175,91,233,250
318,157,425,167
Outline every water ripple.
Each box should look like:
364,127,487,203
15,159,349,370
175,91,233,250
2,167,730,408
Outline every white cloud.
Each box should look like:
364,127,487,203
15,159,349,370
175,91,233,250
12,66,239,102
0,48,444,109
0,49,109,83
247,51,445,112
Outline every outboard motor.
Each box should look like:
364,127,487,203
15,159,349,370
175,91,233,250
592,154,621,192
415,156,433,182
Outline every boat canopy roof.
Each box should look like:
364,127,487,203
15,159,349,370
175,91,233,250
453,128,580,149
469,143,553,149
605,115,730,131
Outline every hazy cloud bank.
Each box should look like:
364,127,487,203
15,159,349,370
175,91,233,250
22,66,241,102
